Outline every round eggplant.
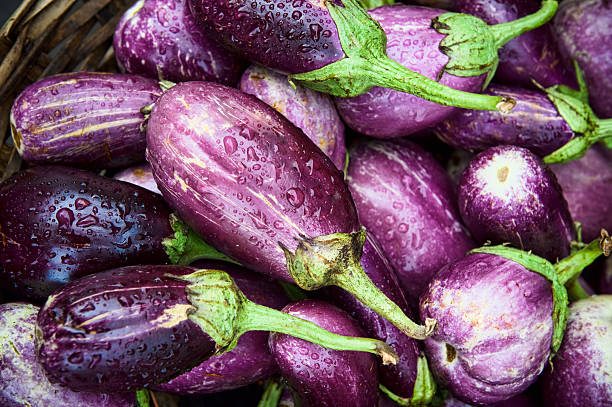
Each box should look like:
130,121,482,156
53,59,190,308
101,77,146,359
113,162,161,194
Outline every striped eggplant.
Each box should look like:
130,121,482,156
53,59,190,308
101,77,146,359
114,0,245,85
10,72,162,169
113,162,161,194
36,265,397,393
146,81,435,340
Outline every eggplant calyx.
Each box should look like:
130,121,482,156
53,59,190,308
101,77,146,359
257,378,285,407
280,228,437,340
358,0,395,9
379,353,437,406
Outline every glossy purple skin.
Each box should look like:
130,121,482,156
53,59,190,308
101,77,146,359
550,145,612,243
555,0,612,118
36,265,214,393
320,234,420,398
541,295,612,407
10,72,161,169
188,0,344,75
420,253,554,405
333,5,486,138
113,162,161,194
146,81,359,283
455,0,575,89
114,0,245,85
0,165,172,301
346,139,475,303
458,146,576,262
239,64,346,170
0,303,135,407
153,260,289,394
434,84,574,157
269,299,379,407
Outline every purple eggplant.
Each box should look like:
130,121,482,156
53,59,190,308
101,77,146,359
269,299,379,407
554,0,612,119
146,81,435,339
239,64,346,170
36,265,397,393
113,162,161,194
0,165,172,301
0,302,135,407
345,139,475,303
458,145,575,262
455,0,575,89
540,295,612,407
114,0,245,85
10,72,162,169
153,260,289,394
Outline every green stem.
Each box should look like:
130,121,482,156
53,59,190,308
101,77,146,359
358,0,395,8
490,1,558,48
279,282,310,302
593,118,612,142
257,379,284,407
566,278,590,301
555,236,611,285
136,390,151,407
379,354,436,406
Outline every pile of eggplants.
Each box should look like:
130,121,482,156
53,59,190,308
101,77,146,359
1,0,612,405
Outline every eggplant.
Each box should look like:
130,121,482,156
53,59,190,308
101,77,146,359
345,139,475,303
0,302,135,407
146,81,435,339
187,0,525,112
540,295,612,407
458,145,575,262
153,260,289,394
239,64,346,170
36,265,397,393
113,162,161,194
114,0,245,85
268,299,379,407
554,0,612,119
10,72,162,169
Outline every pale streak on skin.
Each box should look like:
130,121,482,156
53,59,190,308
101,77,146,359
29,109,141,134
43,119,143,143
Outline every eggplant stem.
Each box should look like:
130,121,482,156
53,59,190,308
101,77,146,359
555,230,612,285
257,378,284,407
490,0,558,49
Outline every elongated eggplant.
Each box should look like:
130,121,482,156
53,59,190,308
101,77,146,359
458,146,575,262
269,299,379,407
239,64,346,170
113,162,161,194
146,81,434,339
114,0,245,85
10,72,162,169
345,139,475,303
0,165,172,300
0,303,135,407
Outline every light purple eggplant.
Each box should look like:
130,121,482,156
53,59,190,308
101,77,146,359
0,165,172,301
146,81,434,340
114,0,245,85
540,295,612,407
345,139,475,303
0,303,135,407
554,0,612,118
153,260,289,394
239,64,346,170
269,299,379,407
458,145,576,262
113,162,161,194
10,72,162,169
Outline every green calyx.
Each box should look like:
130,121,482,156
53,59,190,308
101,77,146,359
257,378,285,407
279,229,437,340
358,0,395,8
290,0,513,112
136,390,151,407
379,354,436,406
433,1,558,89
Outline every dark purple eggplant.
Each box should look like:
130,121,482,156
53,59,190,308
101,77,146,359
0,302,135,407
458,145,576,262
10,72,162,169
0,165,172,301
268,299,379,407
36,265,397,393
114,0,245,85
146,80,435,339
113,162,161,195
345,139,475,303
239,64,346,170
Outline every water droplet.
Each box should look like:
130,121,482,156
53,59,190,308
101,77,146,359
75,198,91,210
309,24,322,41
286,188,305,207
398,223,409,233
223,136,238,154
76,215,98,228
56,208,74,229
68,352,83,364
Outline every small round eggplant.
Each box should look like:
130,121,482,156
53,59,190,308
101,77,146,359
346,139,475,303
114,0,245,85
0,303,135,407
269,299,379,407
239,64,346,170
10,72,162,169
458,146,575,262
540,295,612,407
113,162,161,194
0,165,172,300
